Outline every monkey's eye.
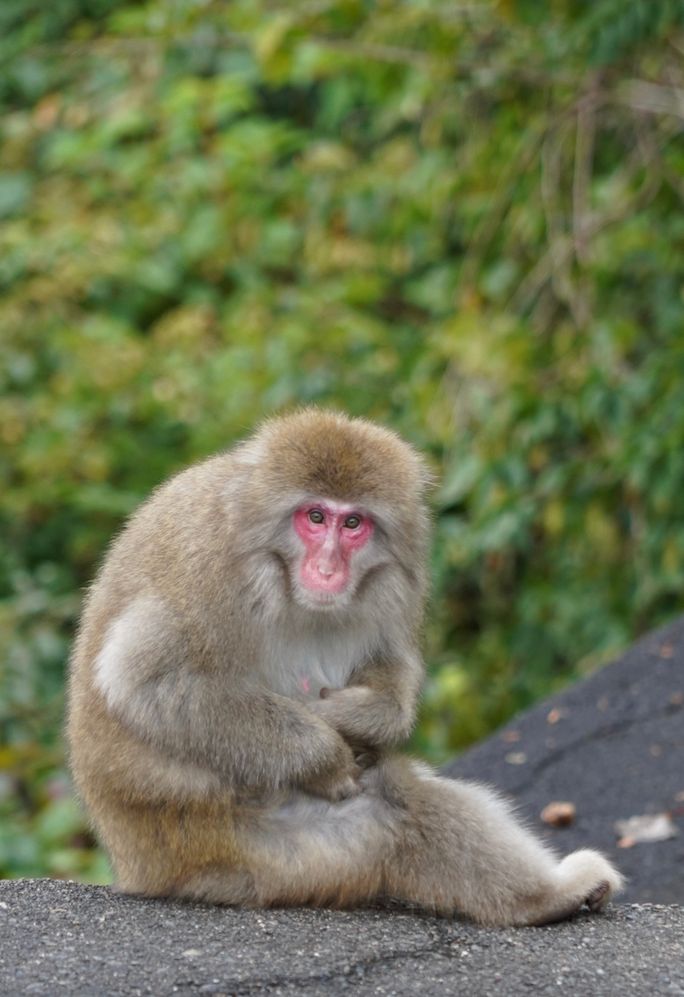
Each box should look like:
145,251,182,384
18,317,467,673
343,514,361,530
308,509,325,525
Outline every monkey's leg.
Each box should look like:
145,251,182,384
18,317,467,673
168,866,259,905
158,789,398,909
376,758,624,926
168,760,622,925
232,791,397,908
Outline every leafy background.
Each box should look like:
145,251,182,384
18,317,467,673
2,0,683,882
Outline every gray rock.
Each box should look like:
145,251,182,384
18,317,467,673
443,617,684,905
1,879,683,996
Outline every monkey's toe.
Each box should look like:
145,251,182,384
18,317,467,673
584,880,610,911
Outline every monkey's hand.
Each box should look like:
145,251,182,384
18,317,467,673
308,684,412,753
298,738,363,802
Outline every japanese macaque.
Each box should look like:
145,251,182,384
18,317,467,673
67,409,623,926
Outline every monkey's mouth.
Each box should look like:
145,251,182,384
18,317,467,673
294,580,351,611
298,561,350,597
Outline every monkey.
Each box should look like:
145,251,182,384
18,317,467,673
67,408,623,926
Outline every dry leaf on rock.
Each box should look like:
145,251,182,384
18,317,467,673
504,751,527,765
540,801,576,827
614,813,678,848
546,708,567,725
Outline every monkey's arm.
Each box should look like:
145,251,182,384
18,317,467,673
308,649,422,751
117,669,361,799
93,603,360,800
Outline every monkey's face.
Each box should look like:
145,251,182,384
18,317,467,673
290,500,376,610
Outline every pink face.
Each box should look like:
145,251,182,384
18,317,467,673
293,501,374,600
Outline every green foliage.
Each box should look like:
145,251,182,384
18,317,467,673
1,0,683,878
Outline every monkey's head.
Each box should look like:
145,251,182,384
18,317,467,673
234,409,433,613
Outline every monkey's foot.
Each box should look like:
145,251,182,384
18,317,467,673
555,850,624,919
584,880,611,912
522,850,624,926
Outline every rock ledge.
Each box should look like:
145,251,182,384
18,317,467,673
1,879,682,996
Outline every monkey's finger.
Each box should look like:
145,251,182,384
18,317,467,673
333,775,363,800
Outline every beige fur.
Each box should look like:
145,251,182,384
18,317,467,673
67,408,623,925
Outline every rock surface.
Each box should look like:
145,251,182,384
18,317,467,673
1,879,683,996
444,616,684,905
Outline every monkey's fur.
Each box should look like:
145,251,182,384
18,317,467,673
67,409,623,926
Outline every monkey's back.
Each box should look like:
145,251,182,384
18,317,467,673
66,453,246,894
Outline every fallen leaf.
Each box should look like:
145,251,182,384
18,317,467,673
659,643,674,658
501,729,521,743
669,691,684,706
546,708,566,725
614,813,678,844
505,751,527,765
541,801,576,827
617,837,636,849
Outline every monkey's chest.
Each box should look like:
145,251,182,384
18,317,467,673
259,630,368,701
